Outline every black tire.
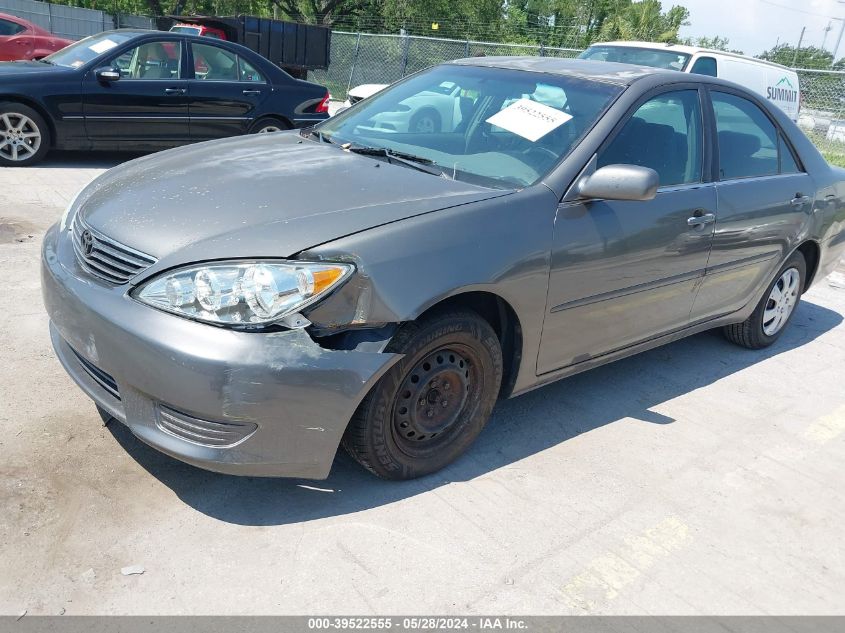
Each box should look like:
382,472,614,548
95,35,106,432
342,309,503,480
723,250,806,349
0,102,50,167
248,117,290,135
409,108,441,134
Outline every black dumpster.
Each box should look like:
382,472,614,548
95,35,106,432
161,15,330,79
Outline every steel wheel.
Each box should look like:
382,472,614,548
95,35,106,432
257,125,282,134
0,112,41,163
392,345,477,456
762,267,800,336
412,114,437,134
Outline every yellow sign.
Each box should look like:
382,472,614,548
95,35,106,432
431,22,439,30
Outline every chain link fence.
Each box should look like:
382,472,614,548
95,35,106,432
309,31,582,103
0,0,155,39
795,69,845,163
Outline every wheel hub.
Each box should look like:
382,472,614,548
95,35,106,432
394,349,471,443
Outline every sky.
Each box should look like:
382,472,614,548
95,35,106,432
678,0,845,57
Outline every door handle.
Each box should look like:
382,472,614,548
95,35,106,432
242,89,262,95
164,87,186,95
790,193,810,207
687,211,716,229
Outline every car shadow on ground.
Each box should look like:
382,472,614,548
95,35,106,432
107,298,843,526
35,151,146,169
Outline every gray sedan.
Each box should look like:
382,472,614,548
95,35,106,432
42,58,845,480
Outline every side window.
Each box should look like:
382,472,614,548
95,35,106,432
598,90,702,187
0,18,25,36
690,57,717,77
110,41,181,80
238,56,265,82
192,43,238,81
712,92,779,179
779,134,801,174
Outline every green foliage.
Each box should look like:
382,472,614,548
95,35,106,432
758,44,842,70
50,0,692,49
596,0,689,44
681,35,743,54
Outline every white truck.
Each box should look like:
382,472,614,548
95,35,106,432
578,41,801,121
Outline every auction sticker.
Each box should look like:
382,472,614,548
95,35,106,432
485,98,572,141
89,38,118,54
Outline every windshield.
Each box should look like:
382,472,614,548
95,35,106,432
42,32,138,68
318,64,623,188
578,45,691,71
170,26,201,35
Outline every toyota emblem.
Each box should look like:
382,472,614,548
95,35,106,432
81,230,94,257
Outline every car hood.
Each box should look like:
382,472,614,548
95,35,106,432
0,60,71,75
76,132,512,271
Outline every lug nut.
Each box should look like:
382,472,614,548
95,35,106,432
418,398,426,406
441,400,448,407
443,383,451,391
427,409,434,418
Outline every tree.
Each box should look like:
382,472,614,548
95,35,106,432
681,35,743,54
597,0,689,44
758,44,834,69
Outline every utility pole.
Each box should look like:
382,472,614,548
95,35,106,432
823,21,833,50
792,26,805,66
833,0,845,67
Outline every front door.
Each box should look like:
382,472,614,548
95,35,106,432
83,38,190,146
538,88,716,374
187,42,268,140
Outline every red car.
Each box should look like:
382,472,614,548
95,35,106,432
0,12,73,61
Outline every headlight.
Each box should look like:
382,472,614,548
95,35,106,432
133,260,354,328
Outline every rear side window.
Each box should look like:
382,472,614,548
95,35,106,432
712,92,787,179
779,134,801,174
238,57,265,82
598,90,703,187
690,57,717,77
0,18,25,35
192,43,238,81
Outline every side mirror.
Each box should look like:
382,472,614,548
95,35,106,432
578,164,659,202
95,67,120,82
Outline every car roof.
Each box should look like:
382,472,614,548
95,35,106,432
588,41,794,72
450,56,676,85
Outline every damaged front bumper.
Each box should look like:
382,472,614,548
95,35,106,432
41,223,400,479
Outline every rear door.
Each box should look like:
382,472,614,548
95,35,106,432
187,42,269,140
83,37,190,145
690,88,814,322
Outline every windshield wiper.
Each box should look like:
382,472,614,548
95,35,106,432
306,127,334,144
341,144,450,178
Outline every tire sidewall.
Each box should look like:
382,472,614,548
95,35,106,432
409,108,441,134
248,117,289,134
364,312,502,479
753,251,807,346
0,102,50,167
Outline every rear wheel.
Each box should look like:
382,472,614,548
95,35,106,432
342,309,503,480
0,102,50,167
723,251,806,349
248,117,290,134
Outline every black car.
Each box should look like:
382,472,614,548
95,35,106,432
0,29,330,166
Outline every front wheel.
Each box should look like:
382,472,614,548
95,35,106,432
723,250,806,349
0,102,50,167
342,309,503,480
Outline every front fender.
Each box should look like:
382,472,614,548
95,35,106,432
299,185,559,394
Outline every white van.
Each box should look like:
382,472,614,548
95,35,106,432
578,42,801,121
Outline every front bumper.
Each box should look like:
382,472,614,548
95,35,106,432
41,223,400,479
